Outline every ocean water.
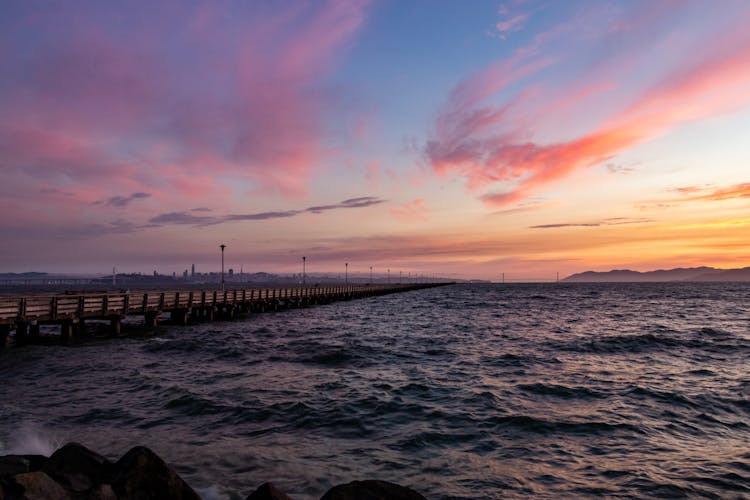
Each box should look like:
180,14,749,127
1,283,748,499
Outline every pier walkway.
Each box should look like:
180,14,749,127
0,283,449,345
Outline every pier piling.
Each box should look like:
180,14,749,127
144,311,159,329
170,309,189,325
15,322,29,345
60,321,74,342
110,316,122,336
0,325,10,347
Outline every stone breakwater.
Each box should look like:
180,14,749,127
0,443,427,500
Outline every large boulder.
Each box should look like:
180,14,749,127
42,442,113,494
320,480,427,500
0,455,47,478
9,471,70,500
87,483,118,500
245,482,294,500
20,456,47,474
0,456,34,478
111,446,199,500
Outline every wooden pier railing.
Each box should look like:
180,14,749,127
0,283,450,345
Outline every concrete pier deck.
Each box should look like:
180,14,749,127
0,283,450,345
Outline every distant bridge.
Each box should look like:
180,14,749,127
0,283,450,346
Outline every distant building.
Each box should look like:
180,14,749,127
191,264,195,277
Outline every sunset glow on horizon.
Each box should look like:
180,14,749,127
2,0,749,280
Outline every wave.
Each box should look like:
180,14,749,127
556,329,747,355
480,353,560,367
484,415,642,436
517,383,607,400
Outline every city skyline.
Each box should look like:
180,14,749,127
2,1,749,279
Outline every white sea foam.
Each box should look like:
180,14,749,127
194,484,228,500
0,423,61,456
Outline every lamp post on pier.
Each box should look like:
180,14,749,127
387,268,390,284
345,262,348,286
302,256,306,287
370,266,373,284
220,244,226,292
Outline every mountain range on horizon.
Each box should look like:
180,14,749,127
563,266,750,283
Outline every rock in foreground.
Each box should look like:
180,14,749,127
0,443,197,500
245,481,294,500
320,480,427,500
1,443,427,499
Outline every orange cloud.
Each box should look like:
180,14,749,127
672,183,750,202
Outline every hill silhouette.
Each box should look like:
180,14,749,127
563,266,750,282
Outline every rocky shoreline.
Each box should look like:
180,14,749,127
0,442,427,499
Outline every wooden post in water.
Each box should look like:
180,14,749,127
144,310,159,328
29,321,41,340
77,319,88,338
110,316,122,336
170,309,189,325
0,325,10,346
16,322,29,345
60,321,74,343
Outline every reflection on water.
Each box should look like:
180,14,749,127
1,283,749,498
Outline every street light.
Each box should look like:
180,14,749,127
220,244,226,291
302,256,306,287
345,262,348,286
387,268,390,284
370,266,373,283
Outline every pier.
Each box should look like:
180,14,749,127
0,283,449,346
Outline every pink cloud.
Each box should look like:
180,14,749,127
391,199,429,222
426,5,750,207
0,0,370,216
0,127,134,184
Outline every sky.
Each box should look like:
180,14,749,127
1,0,749,280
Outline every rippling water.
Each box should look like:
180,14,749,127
1,283,749,499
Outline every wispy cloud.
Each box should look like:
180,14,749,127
95,192,151,208
530,217,652,229
490,2,532,39
225,211,301,222
605,163,635,175
306,196,384,213
148,212,216,225
671,182,750,202
148,196,386,227
390,199,429,222
495,14,529,37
